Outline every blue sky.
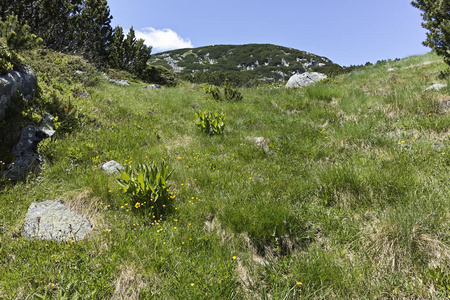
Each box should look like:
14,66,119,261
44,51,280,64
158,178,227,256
107,0,429,67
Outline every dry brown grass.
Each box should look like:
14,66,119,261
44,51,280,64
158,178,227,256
417,233,450,269
166,134,195,150
60,188,106,231
203,215,234,245
363,219,450,273
112,263,147,300
364,219,412,273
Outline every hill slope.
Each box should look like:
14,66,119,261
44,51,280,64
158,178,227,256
149,43,344,81
1,51,450,298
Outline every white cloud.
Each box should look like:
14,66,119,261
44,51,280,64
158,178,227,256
135,27,193,52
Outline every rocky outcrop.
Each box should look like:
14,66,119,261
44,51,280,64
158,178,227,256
3,113,55,181
285,72,327,88
0,65,38,121
23,200,93,241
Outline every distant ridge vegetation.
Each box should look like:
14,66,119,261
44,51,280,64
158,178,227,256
149,44,346,85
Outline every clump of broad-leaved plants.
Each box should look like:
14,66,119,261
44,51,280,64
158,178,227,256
194,110,226,136
117,160,173,220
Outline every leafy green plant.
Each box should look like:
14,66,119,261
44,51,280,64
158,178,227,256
140,65,177,86
194,110,226,135
37,137,56,162
204,84,222,101
117,161,173,220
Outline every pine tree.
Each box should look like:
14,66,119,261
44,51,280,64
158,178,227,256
0,14,42,73
412,0,450,66
107,26,125,70
75,0,113,65
107,26,152,74
0,0,112,66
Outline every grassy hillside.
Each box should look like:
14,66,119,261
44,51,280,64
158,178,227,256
149,44,344,83
1,51,450,299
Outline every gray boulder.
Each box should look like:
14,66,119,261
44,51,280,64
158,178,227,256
23,200,92,241
285,72,327,88
4,114,55,180
144,84,161,89
4,125,45,180
100,160,124,174
0,65,38,121
109,79,130,87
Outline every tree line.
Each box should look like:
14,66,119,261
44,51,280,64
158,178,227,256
0,0,152,76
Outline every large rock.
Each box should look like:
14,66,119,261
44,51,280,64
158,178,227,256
3,125,45,180
285,72,327,88
23,200,93,241
3,114,55,180
0,65,38,121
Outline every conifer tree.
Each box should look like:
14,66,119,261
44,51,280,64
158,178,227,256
107,26,125,70
0,0,112,66
412,0,450,66
75,0,113,65
107,26,152,74
0,14,42,73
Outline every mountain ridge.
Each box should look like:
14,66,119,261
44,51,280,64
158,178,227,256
149,43,344,82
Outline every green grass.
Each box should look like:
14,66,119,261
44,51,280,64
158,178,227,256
1,51,450,299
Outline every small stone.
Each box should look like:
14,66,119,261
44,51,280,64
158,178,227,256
37,112,56,137
441,100,450,112
77,91,91,99
387,68,397,72
100,160,124,174
425,83,447,91
246,136,270,151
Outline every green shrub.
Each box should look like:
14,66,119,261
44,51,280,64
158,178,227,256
223,80,243,101
139,65,177,86
117,161,174,220
0,53,13,74
106,68,137,82
204,84,222,101
194,110,226,136
204,80,243,101
37,137,56,162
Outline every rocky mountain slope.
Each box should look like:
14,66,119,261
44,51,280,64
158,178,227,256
149,44,343,81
